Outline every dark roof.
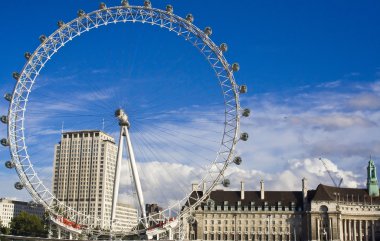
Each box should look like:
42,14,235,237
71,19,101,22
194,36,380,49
209,190,303,207
186,190,303,208
308,184,380,204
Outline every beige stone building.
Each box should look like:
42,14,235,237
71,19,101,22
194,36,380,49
184,159,380,241
185,180,305,241
305,184,380,241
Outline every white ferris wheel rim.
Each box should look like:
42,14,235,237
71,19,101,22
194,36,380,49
6,2,242,236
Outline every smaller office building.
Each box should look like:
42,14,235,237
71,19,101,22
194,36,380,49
0,198,45,228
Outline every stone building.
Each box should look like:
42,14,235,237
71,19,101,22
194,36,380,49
0,198,45,228
184,158,380,241
306,184,380,241
185,180,306,241
305,158,380,241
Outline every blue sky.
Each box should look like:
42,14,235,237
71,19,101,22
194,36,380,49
0,1,380,207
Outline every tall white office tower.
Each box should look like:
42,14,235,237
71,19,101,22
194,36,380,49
52,130,118,229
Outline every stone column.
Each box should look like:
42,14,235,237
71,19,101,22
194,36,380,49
329,218,333,241
354,220,357,241
340,218,344,241
359,220,362,241
317,218,320,241
349,220,352,241
371,220,375,241
344,219,347,241
57,227,61,239
365,220,368,241
69,232,73,240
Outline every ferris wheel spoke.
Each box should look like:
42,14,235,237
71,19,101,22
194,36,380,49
131,128,192,202
134,124,211,173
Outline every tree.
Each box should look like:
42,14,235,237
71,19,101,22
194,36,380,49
9,211,48,237
0,220,10,235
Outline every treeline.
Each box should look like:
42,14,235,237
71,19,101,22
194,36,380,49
0,211,48,238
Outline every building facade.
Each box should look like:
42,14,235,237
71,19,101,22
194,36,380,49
0,198,45,228
306,184,380,241
184,159,380,241
52,130,137,230
185,180,305,241
113,202,138,232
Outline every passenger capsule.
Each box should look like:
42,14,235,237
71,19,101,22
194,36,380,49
24,52,32,60
186,14,194,23
39,35,47,43
239,85,247,94
121,0,129,7
220,43,228,52
77,10,86,17
12,72,20,81
240,133,249,141
1,138,9,146
5,161,14,169
4,93,12,102
57,20,65,28
233,156,242,165
204,27,212,36
222,179,230,187
144,0,151,8
99,2,107,9
232,63,240,72
1,116,8,124
242,108,250,117
166,5,173,13
14,182,23,190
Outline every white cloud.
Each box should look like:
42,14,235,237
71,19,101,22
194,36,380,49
348,93,380,110
317,80,341,89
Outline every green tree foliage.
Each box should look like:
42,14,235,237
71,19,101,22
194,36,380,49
0,220,10,235
9,211,47,237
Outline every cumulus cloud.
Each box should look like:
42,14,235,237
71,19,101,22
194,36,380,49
347,93,380,110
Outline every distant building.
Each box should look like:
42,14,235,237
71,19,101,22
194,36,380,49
113,202,138,232
0,198,45,228
52,130,137,230
183,158,380,241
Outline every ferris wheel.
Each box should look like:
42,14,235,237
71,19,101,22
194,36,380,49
1,0,249,239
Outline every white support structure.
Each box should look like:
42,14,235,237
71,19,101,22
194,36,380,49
110,125,125,230
111,109,147,231
124,125,148,226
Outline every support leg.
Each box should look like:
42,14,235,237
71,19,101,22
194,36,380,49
110,126,125,230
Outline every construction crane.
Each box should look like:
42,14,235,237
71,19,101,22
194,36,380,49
319,157,343,187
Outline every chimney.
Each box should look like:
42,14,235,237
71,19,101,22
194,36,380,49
260,180,264,200
192,183,198,192
302,177,308,199
240,181,245,200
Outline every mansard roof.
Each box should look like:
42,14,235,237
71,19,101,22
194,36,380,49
186,189,304,208
308,184,380,204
